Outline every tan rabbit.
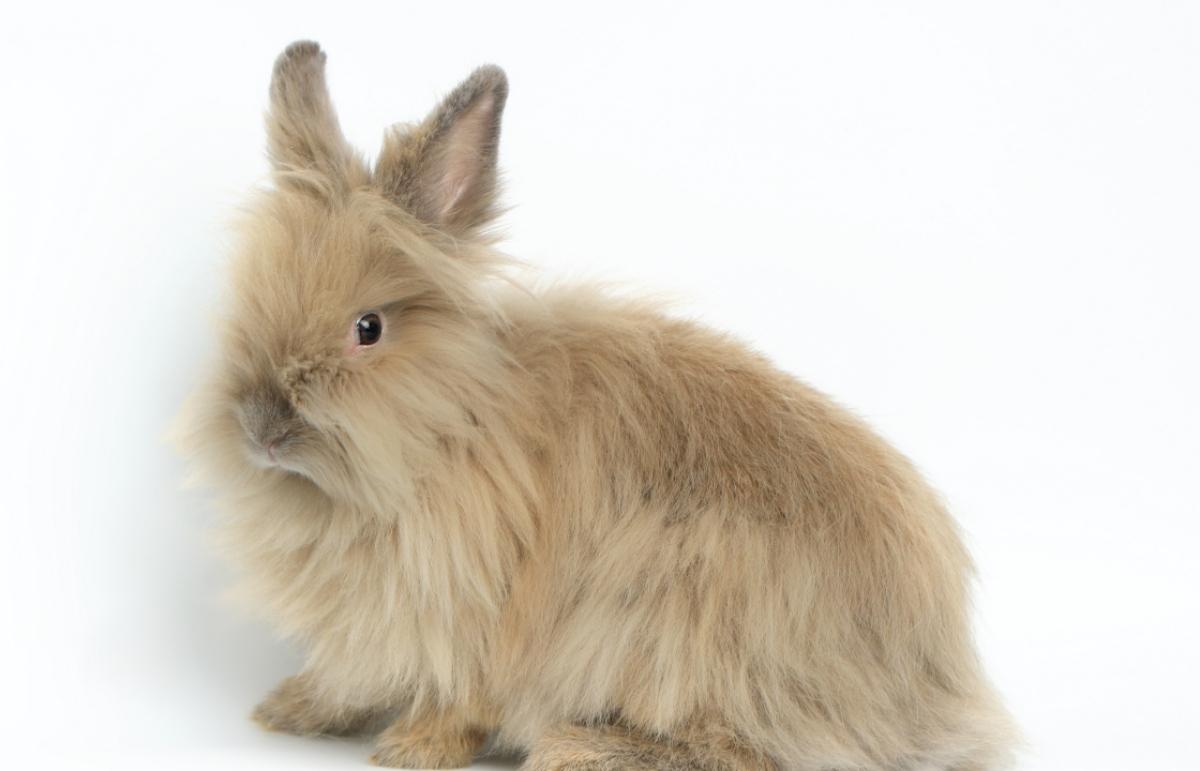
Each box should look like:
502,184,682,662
177,41,1017,770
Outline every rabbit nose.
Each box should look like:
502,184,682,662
237,384,299,449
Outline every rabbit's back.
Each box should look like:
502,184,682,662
486,288,1016,768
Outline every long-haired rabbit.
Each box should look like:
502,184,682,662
177,41,1017,770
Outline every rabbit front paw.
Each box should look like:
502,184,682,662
252,674,375,737
370,731,486,769
370,712,488,769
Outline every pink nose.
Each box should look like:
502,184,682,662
266,441,279,462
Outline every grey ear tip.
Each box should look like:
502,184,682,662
273,40,326,76
471,64,509,95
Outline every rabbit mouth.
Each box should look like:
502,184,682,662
262,433,293,464
246,430,307,472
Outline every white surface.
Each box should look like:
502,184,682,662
2,2,1198,769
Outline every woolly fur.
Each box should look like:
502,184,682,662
177,41,1018,770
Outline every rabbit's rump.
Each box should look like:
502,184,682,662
478,299,1015,770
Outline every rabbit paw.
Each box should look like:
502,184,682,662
370,730,485,768
370,712,488,769
252,675,373,737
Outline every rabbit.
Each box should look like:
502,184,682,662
176,40,1018,771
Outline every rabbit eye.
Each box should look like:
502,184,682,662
355,313,383,346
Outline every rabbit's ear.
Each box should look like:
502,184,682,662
375,65,508,236
267,41,356,182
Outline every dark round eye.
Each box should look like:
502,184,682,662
355,313,383,346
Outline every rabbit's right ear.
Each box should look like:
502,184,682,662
374,65,509,238
266,41,357,184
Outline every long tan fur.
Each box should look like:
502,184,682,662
177,41,1018,770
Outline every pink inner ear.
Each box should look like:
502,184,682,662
435,91,496,221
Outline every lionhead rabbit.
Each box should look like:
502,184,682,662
178,41,1017,770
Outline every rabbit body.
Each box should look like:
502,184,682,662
179,42,1016,770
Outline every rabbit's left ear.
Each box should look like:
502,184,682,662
267,41,358,184
375,65,508,237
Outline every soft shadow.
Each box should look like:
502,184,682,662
162,477,302,725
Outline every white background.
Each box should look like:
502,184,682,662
2,2,1197,769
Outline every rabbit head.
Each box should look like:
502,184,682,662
186,42,514,505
